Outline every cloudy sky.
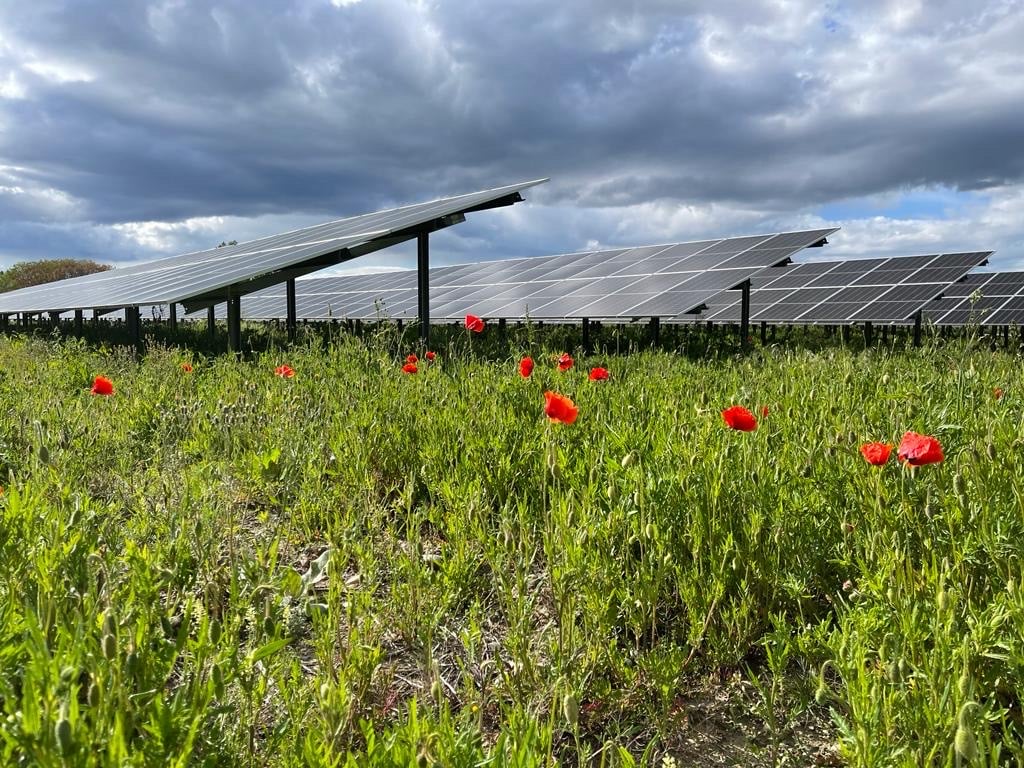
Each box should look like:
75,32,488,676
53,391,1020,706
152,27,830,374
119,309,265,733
1,0,1022,275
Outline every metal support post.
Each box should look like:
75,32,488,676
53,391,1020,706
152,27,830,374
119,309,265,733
227,292,241,353
650,316,660,347
912,312,923,348
125,306,141,347
864,321,874,348
169,303,177,332
417,232,430,348
740,280,751,351
582,317,591,355
207,305,216,343
759,320,767,346
74,309,83,336
286,278,297,341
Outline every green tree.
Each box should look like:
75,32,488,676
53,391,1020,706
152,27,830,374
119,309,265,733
0,259,112,293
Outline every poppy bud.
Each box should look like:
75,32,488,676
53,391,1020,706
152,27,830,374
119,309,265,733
606,483,618,502
886,586,896,603
898,658,909,681
885,660,899,682
102,610,116,637
263,615,276,636
87,682,100,707
986,442,997,460
881,374,890,385
101,633,116,660
563,692,579,728
430,678,442,702
55,716,72,756
38,445,50,464
1008,578,1017,596
208,620,222,645
621,452,636,469
955,703,980,761
588,467,598,485
645,522,656,540
319,681,330,701
212,663,225,699
953,472,965,496
125,651,138,679
958,670,971,699
632,490,641,507
937,589,950,611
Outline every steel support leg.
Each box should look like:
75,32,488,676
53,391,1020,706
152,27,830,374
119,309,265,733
417,232,430,348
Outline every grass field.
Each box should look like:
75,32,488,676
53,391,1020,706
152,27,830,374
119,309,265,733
0,328,1022,766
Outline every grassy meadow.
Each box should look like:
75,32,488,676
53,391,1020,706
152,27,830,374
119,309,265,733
0,326,1022,766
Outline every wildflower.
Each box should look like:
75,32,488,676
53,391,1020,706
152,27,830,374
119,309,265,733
90,376,115,396
180,362,193,373
406,354,418,364
519,357,534,378
544,391,578,425
859,442,892,465
897,431,944,466
275,365,295,378
557,353,574,372
760,405,769,418
721,405,757,431
425,351,436,362
588,367,610,381
993,387,1004,400
465,314,485,333
402,363,418,374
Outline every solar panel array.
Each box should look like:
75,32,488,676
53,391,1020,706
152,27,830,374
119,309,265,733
203,228,837,322
0,179,546,315
922,272,1024,326
693,252,991,325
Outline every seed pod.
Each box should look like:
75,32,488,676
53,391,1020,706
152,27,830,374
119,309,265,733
55,717,72,756
101,633,116,660
563,692,579,728
986,442,997,461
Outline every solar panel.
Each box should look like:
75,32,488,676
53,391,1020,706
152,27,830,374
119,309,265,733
0,179,547,315
203,228,837,322
700,252,991,324
923,271,1024,326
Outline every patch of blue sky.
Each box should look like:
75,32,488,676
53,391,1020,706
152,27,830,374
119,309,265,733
817,187,990,222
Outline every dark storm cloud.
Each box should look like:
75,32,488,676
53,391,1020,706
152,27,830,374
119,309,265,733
0,0,1022,266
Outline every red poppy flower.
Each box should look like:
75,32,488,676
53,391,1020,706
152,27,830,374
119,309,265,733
180,362,193,373
721,405,757,431
557,353,574,372
859,442,892,465
275,365,295,378
90,375,115,396
760,405,769,418
402,363,418,374
589,367,610,381
425,351,436,362
544,391,578,425
519,356,534,378
406,353,418,364
465,314,485,333
896,431,944,466
993,387,1004,400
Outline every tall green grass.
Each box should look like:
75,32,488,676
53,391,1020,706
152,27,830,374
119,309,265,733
0,332,1021,766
